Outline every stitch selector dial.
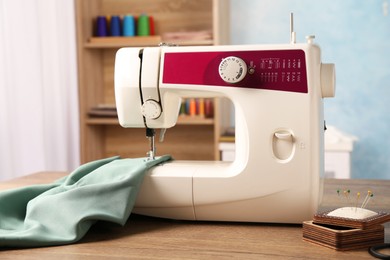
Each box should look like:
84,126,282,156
219,56,247,83
141,99,162,120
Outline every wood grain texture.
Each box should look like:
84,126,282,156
0,173,389,258
303,221,384,251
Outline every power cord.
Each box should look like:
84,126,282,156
369,244,390,259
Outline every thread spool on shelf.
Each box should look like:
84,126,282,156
96,16,108,37
123,15,135,37
137,14,150,36
179,98,214,118
110,16,122,36
94,14,155,37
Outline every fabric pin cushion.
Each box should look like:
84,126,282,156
313,207,390,230
313,190,390,229
303,190,390,251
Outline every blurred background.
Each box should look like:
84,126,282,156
230,0,390,179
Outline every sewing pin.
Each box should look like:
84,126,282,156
343,189,350,197
362,193,374,208
336,189,343,204
360,190,371,208
355,192,360,212
361,190,374,208
343,189,351,205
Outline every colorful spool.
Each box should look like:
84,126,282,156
95,14,155,37
137,14,150,36
110,15,121,36
149,16,155,35
123,15,135,36
96,16,108,37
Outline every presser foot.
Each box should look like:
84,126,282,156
145,128,167,160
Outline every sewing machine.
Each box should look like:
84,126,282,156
114,18,335,223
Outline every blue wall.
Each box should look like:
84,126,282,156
230,0,390,179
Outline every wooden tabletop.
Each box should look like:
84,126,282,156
0,172,389,259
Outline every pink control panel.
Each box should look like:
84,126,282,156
162,49,308,93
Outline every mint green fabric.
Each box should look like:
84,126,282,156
0,155,171,247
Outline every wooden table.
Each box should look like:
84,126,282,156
0,172,389,259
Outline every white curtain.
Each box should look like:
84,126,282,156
0,0,79,181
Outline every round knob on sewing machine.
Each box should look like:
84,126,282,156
219,56,247,83
141,99,162,120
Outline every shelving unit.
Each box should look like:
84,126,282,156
75,0,230,163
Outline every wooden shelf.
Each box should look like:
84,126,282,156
177,115,214,125
86,116,214,126
85,36,162,48
85,36,214,48
86,117,118,125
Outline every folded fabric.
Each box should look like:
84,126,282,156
0,155,171,248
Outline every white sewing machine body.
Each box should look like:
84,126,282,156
114,40,335,223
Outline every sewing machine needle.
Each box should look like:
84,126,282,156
146,128,156,160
